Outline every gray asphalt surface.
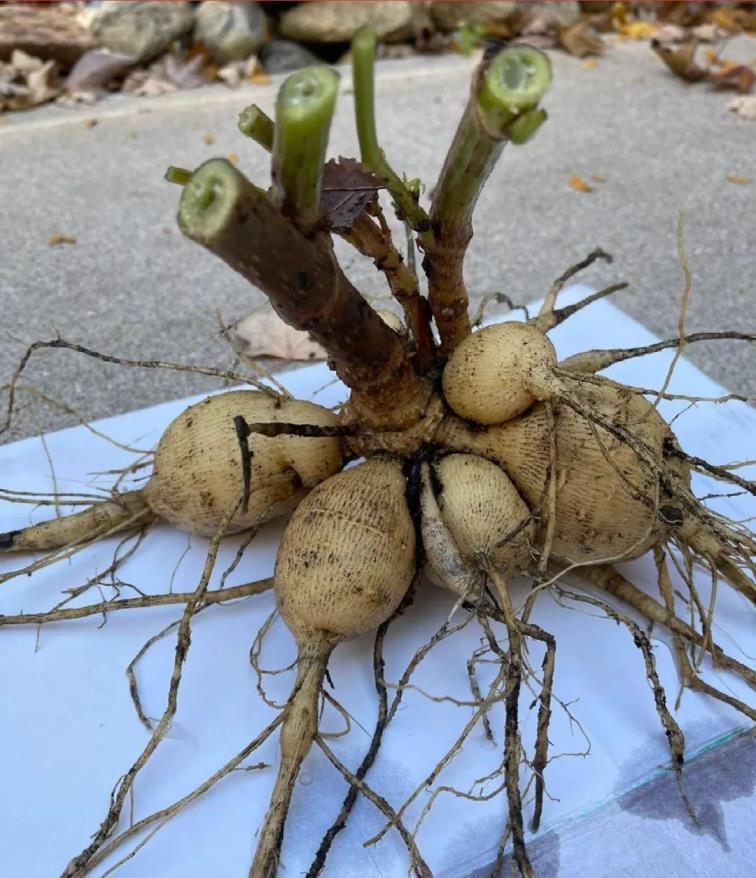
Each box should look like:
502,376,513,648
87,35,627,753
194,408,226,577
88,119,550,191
1,37,754,442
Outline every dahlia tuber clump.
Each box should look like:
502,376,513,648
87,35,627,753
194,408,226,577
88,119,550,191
1,28,753,878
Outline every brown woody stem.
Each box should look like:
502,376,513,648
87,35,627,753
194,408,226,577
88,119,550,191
178,160,430,429
345,210,436,371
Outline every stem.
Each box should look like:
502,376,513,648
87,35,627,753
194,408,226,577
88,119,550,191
271,66,339,232
351,27,430,232
345,210,436,370
178,160,430,429
250,636,333,878
164,166,192,186
425,46,552,353
238,104,275,152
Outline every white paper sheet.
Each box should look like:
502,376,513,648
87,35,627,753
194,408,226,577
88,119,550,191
1,286,753,878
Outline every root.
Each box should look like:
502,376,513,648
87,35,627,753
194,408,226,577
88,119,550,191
484,563,532,878
580,564,756,700
61,497,241,878
529,282,629,334
537,247,613,318
654,546,755,720
83,717,281,875
250,636,333,878
1,337,280,436
556,587,689,779
308,585,415,877
0,578,272,628
559,331,756,375
0,489,152,554
315,735,432,878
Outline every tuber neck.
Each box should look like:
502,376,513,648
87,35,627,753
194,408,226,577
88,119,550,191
249,635,333,878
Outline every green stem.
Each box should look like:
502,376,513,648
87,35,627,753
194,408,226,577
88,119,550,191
238,103,275,152
430,45,552,243
164,166,192,186
271,65,339,232
351,27,430,232
425,46,552,353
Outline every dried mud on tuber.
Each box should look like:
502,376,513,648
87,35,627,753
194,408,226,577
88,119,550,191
1,29,754,878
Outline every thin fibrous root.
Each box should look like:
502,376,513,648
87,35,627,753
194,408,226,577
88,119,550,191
483,562,533,878
82,716,282,876
655,546,756,721
559,331,756,374
0,489,152,554
580,564,756,698
538,247,613,318
556,585,699,822
1,336,279,435
529,282,629,333
61,497,241,878
307,583,416,878
0,578,272,628
315,735,432,878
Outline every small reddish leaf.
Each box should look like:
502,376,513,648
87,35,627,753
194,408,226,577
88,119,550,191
320,157,384,233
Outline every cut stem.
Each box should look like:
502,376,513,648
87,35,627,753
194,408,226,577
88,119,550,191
238,104,275,152
425,46,552,353
271,66,338,232
178,160,430,430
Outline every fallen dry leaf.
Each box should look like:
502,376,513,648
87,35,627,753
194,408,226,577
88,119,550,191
710,7,743,34
727,94,756,119
48,233,76,246
725,174,753,185
710,64,756,94
727,95,756,119
651,39,707,83
122,55,207,98
559,21,604,58
618,21,658,40
654,24,687,43
232,312,327,362
692,23,724,43
217,57,257,89
569,175,594,193
320,157,384,233
0,49,60,111
580,58,599,70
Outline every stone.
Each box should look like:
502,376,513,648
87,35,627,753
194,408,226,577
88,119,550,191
279,1,418,44
194,2,268,65
0,4,94,68
519,2,581,33
88,1,194,64
259,40,320,74
430,2,519,33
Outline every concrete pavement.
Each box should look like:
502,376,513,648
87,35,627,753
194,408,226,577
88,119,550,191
1,37,754,441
